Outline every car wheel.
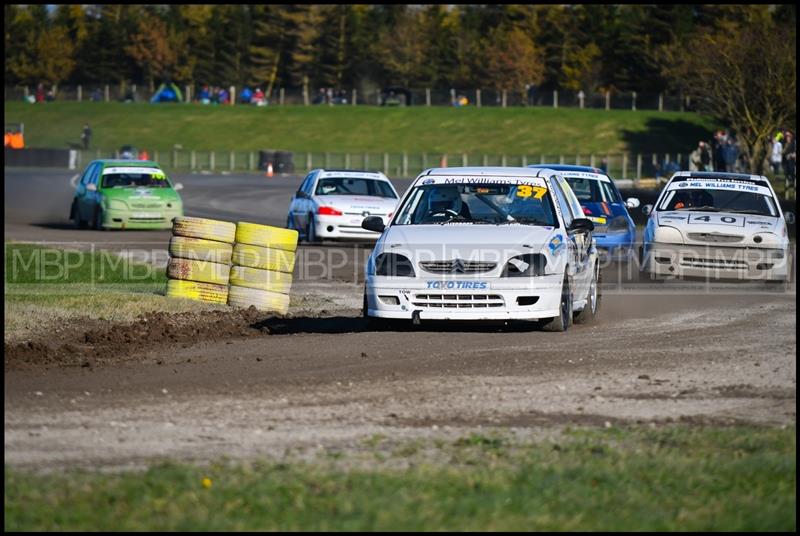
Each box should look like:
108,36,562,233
306,214,319,244
71,201,87,229
542,274,572,332
574,263,601,324
363,290,392,330
94,208,105,230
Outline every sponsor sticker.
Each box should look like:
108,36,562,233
548,235,565,253
426,281,488,290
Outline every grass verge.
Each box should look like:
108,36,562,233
4,425,795,531
5,101,718,155
4,243,223,341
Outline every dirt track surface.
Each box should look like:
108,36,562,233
4,168,796,470
5,292,795,470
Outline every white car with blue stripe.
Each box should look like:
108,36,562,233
641,171,793,282
362,167,600,331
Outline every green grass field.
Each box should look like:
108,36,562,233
3,243,224,341
4,425,795,531
5,102,718,156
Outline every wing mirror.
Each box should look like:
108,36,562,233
642,204,653,215
625,197,640,209
86,183,97,192
173,183,184,191
568,218,594,233
785,211,795,225
362,216,385,233
295,190,308,199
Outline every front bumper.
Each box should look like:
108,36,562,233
365,274,564,321
314,215,382,240
100,208,183,230
646,242,790,281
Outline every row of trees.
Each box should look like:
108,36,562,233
4,5,792,94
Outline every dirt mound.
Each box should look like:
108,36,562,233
4,308,273,371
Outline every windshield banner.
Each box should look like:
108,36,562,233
667,178,772,197
102,167,164,176
416,176,549,188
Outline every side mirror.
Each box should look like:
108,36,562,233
173,183,184,191
785,211,795,225
626,197,641,209
362,216,385,233
86,183,97,192
642,204,653,216
568,217,594,233
295,190,307,199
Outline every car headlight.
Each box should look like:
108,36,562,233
373,253,415,277
106,199,127,210
654,225,683,244
607,216,629,232
502,254,548,277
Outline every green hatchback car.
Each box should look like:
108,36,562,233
70,160,184,230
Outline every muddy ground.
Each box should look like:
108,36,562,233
4,169,796,471
5,288,795,471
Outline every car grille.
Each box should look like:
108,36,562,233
130,203,163,209
680,257,748,269
687,233,743,243
419,260,497,274
412,293,504,308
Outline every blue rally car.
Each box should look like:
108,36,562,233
529,165,639,261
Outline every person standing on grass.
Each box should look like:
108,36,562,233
770,132,784,176
782,131,796,189
81,123,92,150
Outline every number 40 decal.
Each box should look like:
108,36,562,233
689,214,743,226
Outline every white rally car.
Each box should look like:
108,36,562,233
361,167,600,331
641,171,794,282
287,169,399,242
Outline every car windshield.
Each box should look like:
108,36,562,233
659,188,777,216
565,177,620,203
102,172,171,188
315,177,397,198
394,183,558,226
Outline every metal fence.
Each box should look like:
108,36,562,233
5,84,695,112
75,147,700,183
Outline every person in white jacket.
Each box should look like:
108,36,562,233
770,133,783,175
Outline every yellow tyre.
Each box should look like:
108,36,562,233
229,265,293,294
228,285,290,314
165,279,229,305
168,236,233,264
235,221,299,252
172,216,236,244
167,257,231,285
232,243,296,273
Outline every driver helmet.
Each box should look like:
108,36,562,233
427,187,463,215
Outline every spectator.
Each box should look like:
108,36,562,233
770,132,784,175
599,157,608,173
199,85,210,105
210,86,220,105
722,137,739,172
313,88,325,105
45,88,55,102
526,84,537,106
81,123,92,150
36,83,45,103
218,87,229,105
251,87,266,106
91,87,103,102
782,131,796,188
690,141,712,171
240,86,253,104
712,130,727,171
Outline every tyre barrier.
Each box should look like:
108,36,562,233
167,257,231,286
234,221,299,252
227,285,290,315
165,279,229,305
231,243,296,273
168,236,234,264
172,216,237,244
229,265,293,294
164,218,297,314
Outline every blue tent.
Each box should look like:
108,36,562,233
150,81,183,103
